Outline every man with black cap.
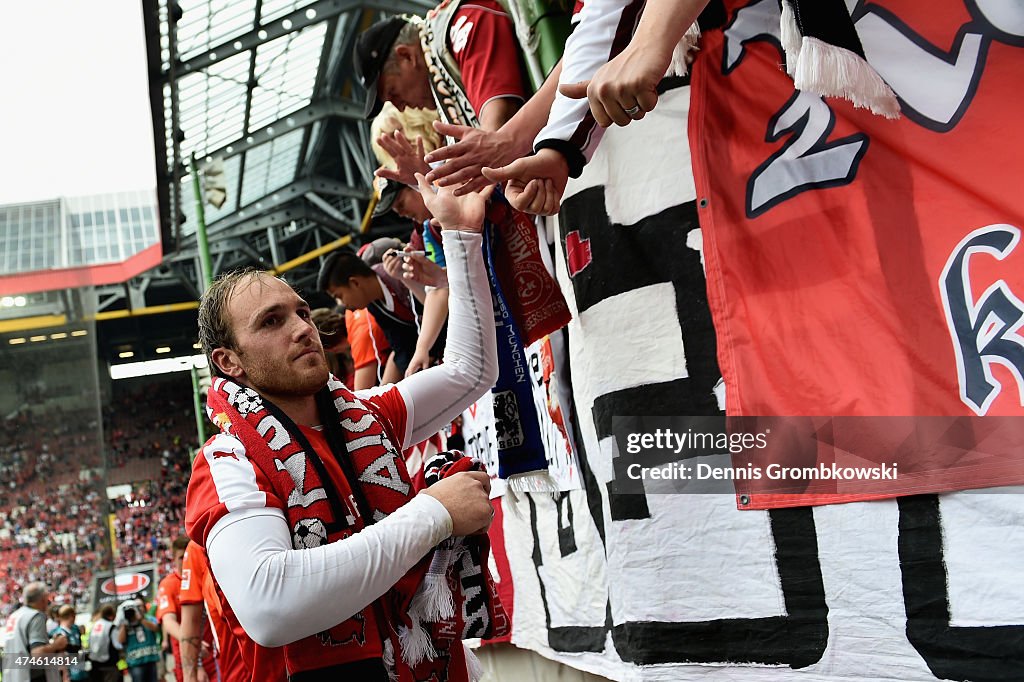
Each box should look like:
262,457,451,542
353,2,529,132
373,177,432,227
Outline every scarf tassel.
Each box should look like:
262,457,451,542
464,643,485,682
506,471,560,495
419,573,456,620
668,22,701,77
398,620,438,667
502,472,561,518
780,0,802,76
791,37,900,118
408,544,457,622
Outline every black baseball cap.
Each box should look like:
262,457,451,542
353,16,409,119
371,178,402,218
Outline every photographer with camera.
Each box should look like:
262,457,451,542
114,599,160,682
86,604,121,682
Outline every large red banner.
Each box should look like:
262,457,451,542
689,0,1024,506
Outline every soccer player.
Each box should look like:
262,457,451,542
186,179,499,679
155,536,216,682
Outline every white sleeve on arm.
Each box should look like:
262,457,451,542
206,495,452,648
534,0,641,175
396,230,498,446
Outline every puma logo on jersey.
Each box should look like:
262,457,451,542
450,15,473,54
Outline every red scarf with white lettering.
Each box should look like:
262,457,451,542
486,195,572,346
205,376,508,680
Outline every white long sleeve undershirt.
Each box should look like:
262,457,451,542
206,230,497,648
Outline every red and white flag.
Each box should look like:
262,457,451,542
690,0,1024,507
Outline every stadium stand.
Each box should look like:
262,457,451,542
0,373,198,618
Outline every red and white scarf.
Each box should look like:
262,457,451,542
206,375,508,680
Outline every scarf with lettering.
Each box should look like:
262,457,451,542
205,376,507,680
482,209,560,495
417,8,572,347
416,8,569,494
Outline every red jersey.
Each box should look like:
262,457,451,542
346,308,390,371
157,570,216,681
181,541,286,681
448,0,530,116
180,542,251,682
219,594,288,681
185,385,410,675
155,572,184,681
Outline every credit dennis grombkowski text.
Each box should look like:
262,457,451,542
625,461,899,481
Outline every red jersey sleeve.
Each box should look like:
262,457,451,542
179,541,206,606
354,384,410,453
346,309,390,371
156,573,182,622
448,1,529,116
185,433,286,548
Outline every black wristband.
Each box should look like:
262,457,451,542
534,139,586,179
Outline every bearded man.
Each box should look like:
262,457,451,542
185,179,506,681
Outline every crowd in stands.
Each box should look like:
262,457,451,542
0,407,102,506
0,476,107,619
0,375,199,619
110,472,187,575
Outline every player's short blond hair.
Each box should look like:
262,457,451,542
370,102,441,171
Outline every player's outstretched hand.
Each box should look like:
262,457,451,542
482,148,568,216
424,121,531,196
415,172,494,233
422,471,493,536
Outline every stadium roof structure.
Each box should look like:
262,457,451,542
145,0,436,268
72,0,434,363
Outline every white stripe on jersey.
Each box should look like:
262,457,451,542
204,432,268,513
